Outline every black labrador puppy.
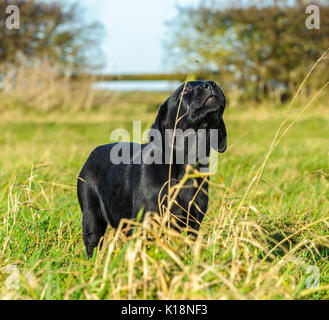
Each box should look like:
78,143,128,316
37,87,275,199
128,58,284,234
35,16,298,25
77,81,227,257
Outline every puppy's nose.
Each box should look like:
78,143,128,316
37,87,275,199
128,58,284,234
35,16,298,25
203,81,216,90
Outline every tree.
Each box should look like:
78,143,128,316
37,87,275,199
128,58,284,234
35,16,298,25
0,0,104,71
168,0,329,102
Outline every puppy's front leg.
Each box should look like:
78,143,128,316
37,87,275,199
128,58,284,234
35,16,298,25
80,190,107,258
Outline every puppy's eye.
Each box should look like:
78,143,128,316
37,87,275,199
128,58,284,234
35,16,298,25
183,87,191,95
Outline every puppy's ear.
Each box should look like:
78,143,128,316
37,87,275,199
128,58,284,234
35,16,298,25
149,100,168,139
211,118,227,153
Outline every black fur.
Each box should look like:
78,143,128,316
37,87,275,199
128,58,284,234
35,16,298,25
77,81,227,257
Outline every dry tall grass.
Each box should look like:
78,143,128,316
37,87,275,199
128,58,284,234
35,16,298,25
0,60,97,111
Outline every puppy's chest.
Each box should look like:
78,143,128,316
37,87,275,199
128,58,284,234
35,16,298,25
133,165,207,202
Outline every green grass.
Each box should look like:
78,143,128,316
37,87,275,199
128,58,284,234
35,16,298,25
0,94,329,300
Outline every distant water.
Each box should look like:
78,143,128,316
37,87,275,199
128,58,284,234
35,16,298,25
93,80,181,92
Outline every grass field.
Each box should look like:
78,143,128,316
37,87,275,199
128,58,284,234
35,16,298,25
0,91,328,300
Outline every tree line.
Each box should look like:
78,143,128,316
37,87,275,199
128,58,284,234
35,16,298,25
168,0,329,102
0,0,103,72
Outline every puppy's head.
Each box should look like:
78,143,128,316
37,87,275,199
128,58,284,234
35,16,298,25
150,80,227,154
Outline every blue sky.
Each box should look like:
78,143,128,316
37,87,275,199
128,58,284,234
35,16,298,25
82,0,196,74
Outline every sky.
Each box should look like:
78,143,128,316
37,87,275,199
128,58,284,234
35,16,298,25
82,0,196,74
